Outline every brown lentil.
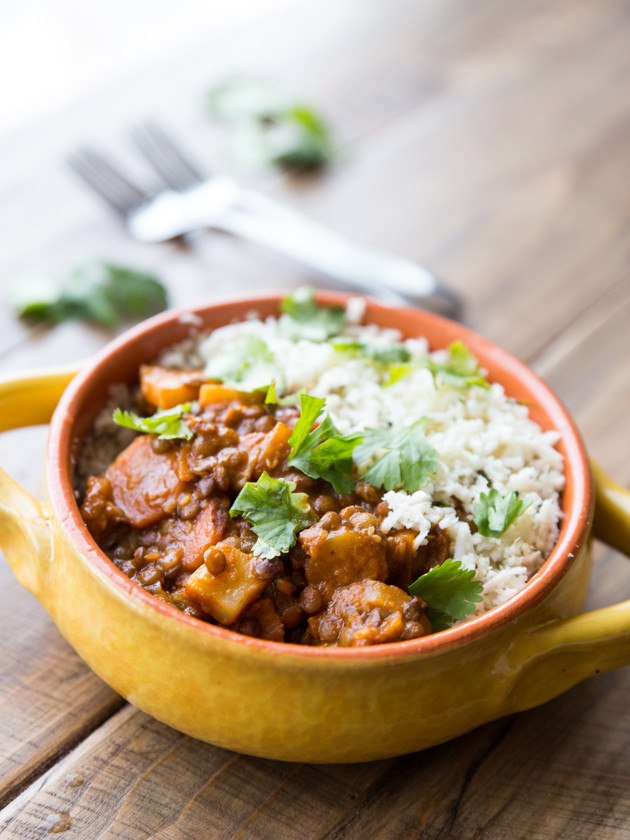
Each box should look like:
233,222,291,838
204,547,227,576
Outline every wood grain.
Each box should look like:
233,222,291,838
1,0,630,836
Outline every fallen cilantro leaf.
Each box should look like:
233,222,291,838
332,337,412,365
208,76,290,121
409,559,483,631
267,105,333,170
204,335,285,393
473,489,530,538
94,263,168,319
12,262,167,329
426,341,489,389
208,77,335,172
229,471,315,558
288,394,363,494
353,419,438,492
279,287,346,342
112,404,193,440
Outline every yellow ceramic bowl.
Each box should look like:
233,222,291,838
1,293,630,764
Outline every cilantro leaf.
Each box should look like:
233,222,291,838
472,489,530,538
268,106,334,170
409,559,483,631
332,338,411,365
279,287,346,342
204,335,285,393
384,363,416,388
426,341,489,389
260,382,301,406
353,420,438,492
12,262,167,329
288,394,363,494
208,76,291,121
383,342,488,390
288,394,326,452
112,404,193,440
207,78,335,171
229,471,315,558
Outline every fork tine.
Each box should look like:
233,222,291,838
67,147,148,216
130,121,205,191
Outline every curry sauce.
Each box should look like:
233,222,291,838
81,366,448,646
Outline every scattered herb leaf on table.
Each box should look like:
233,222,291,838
207,77,335,171
12,261,168,329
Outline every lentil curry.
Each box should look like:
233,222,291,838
79,293,563,646
81,366,451,646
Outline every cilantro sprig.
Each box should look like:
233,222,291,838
279,287,346,342
473,489,530,538
409,559,483,631
287,394,363,494
353,419,439,492
204,335,285,394
332,337,412,365
426,341,489,389
112,403,193,440
229,471,316,558
385,341,489,390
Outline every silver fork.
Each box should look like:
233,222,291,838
68,123,461,317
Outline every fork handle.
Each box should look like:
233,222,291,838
216,192,460,317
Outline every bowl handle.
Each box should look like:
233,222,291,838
505,460,630,712
0,364,81,597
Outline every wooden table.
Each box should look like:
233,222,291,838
1,1,630,836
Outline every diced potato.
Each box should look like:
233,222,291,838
299,519,388,603
106,436,185,528
140,365,203,409
184,543,268,625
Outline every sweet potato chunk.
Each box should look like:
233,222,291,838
181,500,230,572
106,435,185,528
299,506,388,603
308,580,431,646
243,422,292,479
198,383,265,408
140,365,203,410
184,542,268,624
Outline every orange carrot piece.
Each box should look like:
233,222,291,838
140,365,203,410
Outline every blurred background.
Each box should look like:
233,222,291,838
2,0,296,133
